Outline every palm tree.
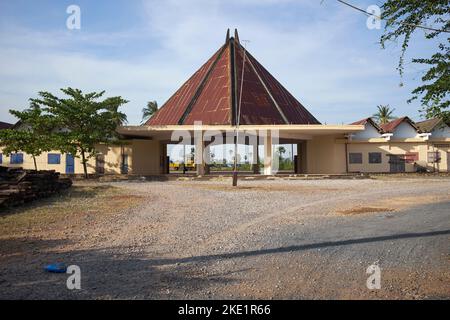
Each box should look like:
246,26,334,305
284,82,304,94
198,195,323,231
141,101,158,124
276,146,286,158
373,105,396,124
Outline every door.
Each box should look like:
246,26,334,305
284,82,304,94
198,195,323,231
121,154,129,174
447,152,450,172
389,155,405,173
66,154,75,174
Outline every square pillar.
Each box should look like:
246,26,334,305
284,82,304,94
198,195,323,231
204,141,211,175
263,130,273,175
159,142,169,174
252,136,259,174
195,130,205,175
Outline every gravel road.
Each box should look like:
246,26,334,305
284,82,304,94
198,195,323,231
1,177,449,299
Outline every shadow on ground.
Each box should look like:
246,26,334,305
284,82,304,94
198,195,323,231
0,236,235,299
1,227,449,299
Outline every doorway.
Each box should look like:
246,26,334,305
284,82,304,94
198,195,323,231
66,154,74,174
389,155,405,173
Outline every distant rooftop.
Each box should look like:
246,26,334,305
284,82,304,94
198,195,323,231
0,121,13,130
415,117,444,133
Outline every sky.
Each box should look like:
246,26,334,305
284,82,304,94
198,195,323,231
0,0,442,126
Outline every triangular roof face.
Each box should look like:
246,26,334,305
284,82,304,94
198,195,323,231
147,29,320,126
350,117,382,132
380,116,418,133
415,117,445,133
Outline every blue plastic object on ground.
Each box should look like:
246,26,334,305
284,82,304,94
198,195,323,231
44,263,67,273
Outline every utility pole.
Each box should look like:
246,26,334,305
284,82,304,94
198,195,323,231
233,39,250,187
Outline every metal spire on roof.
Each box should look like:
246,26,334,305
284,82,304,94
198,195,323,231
234,28,240,43
232,38,249,187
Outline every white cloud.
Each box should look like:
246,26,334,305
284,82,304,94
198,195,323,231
0,0,425,125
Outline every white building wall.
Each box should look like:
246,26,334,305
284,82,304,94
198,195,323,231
430,125,450,139
392,122,418,139
352,123,381,140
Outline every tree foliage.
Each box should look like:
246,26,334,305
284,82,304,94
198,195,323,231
141,100,158,124
30,88,128,178
0,103,59,170
380,0,449,122
373,104,396,124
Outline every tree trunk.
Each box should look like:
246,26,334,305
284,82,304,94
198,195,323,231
81,149,88,179
32,155,37,171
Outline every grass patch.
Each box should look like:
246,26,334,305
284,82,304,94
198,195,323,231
0,183,144,238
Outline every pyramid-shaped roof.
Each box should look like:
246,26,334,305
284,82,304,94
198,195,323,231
147,29,320,126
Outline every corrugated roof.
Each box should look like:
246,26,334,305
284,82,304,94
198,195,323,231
146,29,320,126
147,45,226,125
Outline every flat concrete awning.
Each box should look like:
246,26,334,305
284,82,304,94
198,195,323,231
117,124,364,141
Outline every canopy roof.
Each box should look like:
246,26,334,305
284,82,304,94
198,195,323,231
147,29,320,126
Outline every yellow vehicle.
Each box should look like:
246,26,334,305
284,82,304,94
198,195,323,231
169,159,196,171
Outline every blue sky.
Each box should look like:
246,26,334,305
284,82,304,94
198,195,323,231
0,0,441,125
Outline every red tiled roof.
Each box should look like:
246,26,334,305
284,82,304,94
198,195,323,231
380,116,417,133
147,29,320,126
350,118,370,125
350,117,382,132
0,121,13,130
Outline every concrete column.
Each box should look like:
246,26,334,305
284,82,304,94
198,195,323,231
296,143,302,174
263,130,273,175
195,131,205,175
204,141,211,175
159,142,168,174
252,136,259,174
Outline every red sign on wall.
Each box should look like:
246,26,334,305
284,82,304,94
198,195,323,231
404,152,419,163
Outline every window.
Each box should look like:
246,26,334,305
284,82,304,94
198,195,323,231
427,151,441,163
349,153,362,164
10,153,23,164
48,153,61,164
368,152,382,164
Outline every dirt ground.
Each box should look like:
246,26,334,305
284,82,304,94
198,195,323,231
0,176,449,299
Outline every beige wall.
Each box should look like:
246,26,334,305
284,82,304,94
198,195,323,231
0,139,163,175
347,141,450,173
0,143,132,175
306,135,347,174
130,139,161,175
2,135,448,175
0,148,96,174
